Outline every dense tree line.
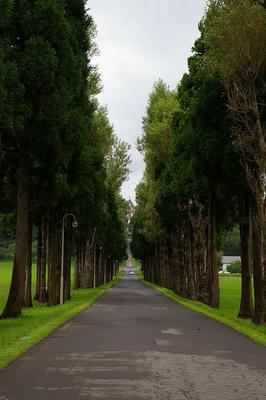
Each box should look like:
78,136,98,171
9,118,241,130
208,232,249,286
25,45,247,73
0,1,129,318
132,0,266,324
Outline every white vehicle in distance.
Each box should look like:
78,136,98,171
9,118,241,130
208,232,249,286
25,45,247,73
128,265,135,276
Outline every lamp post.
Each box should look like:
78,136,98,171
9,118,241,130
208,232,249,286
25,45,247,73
60,213,78,305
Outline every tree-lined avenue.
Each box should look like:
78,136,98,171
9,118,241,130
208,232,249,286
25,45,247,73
0,269,265,400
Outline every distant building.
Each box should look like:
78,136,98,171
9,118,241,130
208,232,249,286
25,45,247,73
221,256,241,272
127,199,135,223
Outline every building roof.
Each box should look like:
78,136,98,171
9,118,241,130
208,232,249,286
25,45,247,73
221,256,241,264
128,199,135,208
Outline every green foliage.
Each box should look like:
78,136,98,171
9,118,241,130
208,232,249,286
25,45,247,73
0,0,129,322
0,213,15,260
219,226,241,256
132,31,242,261
131,182,154,259
204,0,266,82
138,80,179,184
105,136,131,193
0,0,129,259
132,22,253,314
227,261,241,274
132,81,179,258
172,32,242,203
102,190,127,260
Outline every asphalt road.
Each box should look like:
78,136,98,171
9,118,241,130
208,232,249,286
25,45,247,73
0,269,266,400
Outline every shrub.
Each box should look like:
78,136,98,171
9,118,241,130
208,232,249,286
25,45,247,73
227,261,241,274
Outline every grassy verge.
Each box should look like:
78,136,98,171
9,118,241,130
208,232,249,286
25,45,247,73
0,261,125,370
134,264,266,346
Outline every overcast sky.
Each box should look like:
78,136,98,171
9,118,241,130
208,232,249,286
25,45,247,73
89,0,208,202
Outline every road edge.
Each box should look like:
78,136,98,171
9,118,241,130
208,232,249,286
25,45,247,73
135,272,266,347
0,266,125,370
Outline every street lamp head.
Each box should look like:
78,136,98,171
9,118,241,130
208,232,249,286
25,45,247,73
72,220,78,228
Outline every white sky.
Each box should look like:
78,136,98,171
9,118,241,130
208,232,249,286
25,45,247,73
88,0,208,202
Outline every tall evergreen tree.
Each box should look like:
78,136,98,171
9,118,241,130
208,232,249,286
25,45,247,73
204,0,266,323
1,0,95,316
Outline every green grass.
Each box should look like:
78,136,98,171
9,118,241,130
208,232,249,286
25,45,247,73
0,261,125,370
135,265,266,346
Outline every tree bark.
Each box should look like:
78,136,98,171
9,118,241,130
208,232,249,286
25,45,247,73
24,212,33,307
186,219,196,300
35,217,48,302
143,258,147,280
108,256,112,282
171,229,180,294
177,225,187,297
74,240,81,289
82,240,91,288
252,205,264,324
35,221,41,300
238,191,253,318
1,150,30,318
64,219,72,301
263,198,266,323
188,200,208,303
164,240,172,290
48,216,61,306
80,242,86,288
207,192,220,308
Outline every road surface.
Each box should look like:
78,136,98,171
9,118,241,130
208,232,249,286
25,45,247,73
0,269,266,399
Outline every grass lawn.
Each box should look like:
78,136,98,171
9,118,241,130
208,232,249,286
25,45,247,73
0,261,124,370
134,264,266,346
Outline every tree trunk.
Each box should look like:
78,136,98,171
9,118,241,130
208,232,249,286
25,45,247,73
35,217,48,302
35,221,41,300
157,243,162,286
64,219,72,301
164,240,171,290
89,245,94,287
207,192,219,308
74,240,81,289
153,245,158,285
195,237,208,304
231,82,265,322
1,151,30,319
171,230,179,294
263,197,266,323
79,242,86,288
108,256,112,282
103,253,107,284
161,242,167,287
93,245,96,288
168,238,174,291
149,255,153,283
238,191,253,318
252,205,264,324
188,200,208,303
48,216,61,306
186,219,196,300
177,225,186,297
82,240,90,288
96,248,100,285
24,212,33,307
189,221,196,297
142,258,147,280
